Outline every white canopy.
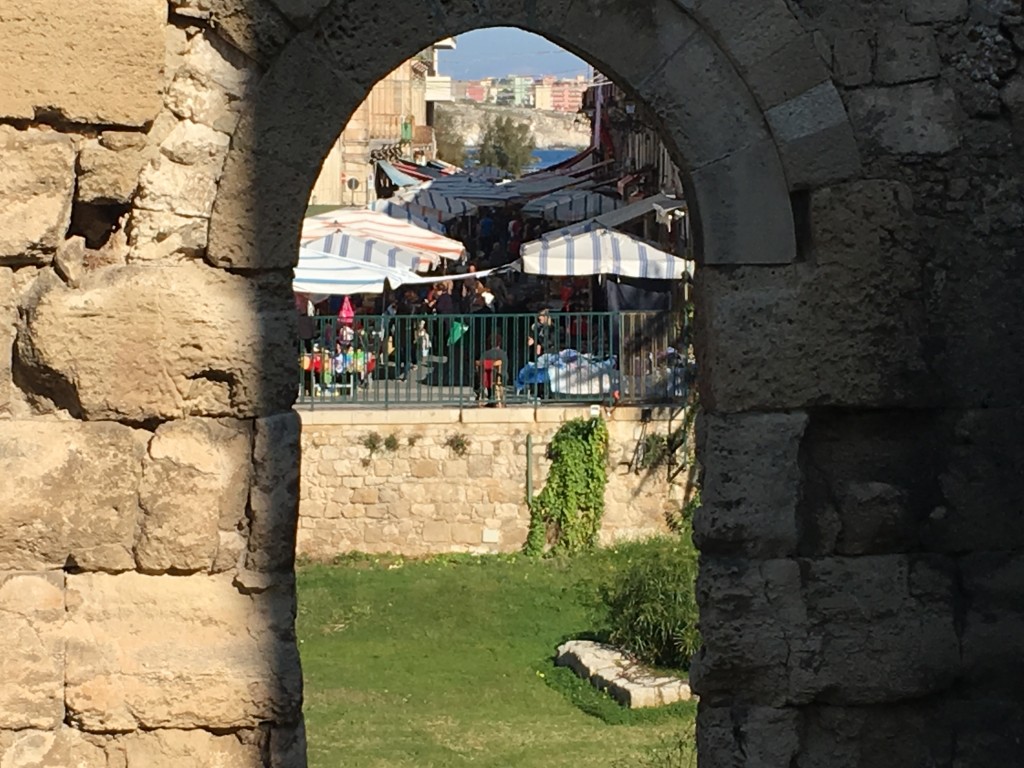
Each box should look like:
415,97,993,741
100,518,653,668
302,208,465,261
520,228,689,280
522,189,623,224
304,232,438,273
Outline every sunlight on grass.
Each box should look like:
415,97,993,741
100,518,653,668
297,552,697,768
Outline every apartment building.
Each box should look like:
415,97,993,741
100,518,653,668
309,39,456,206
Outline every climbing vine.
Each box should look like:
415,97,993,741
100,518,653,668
525,417,610,556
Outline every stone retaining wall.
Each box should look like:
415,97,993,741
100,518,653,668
297,406,692,558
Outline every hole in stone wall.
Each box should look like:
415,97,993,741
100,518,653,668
790,189,812,263
67,201,131,250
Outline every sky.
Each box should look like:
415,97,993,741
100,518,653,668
436,28,589,81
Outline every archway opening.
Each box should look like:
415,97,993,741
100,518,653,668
204,1,862,764
291,25,702,767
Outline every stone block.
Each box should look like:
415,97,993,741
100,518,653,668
0,728,108,767
270,0,333,26
960,553,1024,696
0,421,144,571
906,0,968,23
766,82,862,188
127,207,211,262
65,572,302,730
422,522,451,543
832,29,873,86
635,23,772,168
848,83,961,154
693,555,959,705
176,0,296,64
0,127,75,266
17,263,297,420
697,705,801,767
482,528,501,544
686,0,827,109
792,555,959,704
834,481,914,555
926,409,1024,552
950,700,1024,768
136,153,225,220
691,558,804,705
0,572,65,729
0,0,165,125
165,32,256,134
120,729,263,766
799,703,955,767
695,412,807,558
76,140,150,205
412,460,439,478
137,419,252,573
451,524,482,545
351,487,379,505
875,26,941,84
207,34,366,270
689,140,796,265
247,412,300,572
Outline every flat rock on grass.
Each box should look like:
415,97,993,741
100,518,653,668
555,640,693,709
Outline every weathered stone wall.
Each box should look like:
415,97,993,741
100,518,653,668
0,0,1022,766
297,407,688,558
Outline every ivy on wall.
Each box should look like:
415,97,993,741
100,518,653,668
525,417,610,556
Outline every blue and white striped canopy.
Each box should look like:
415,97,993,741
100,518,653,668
305,232,437,273
294,250,419,296
294,250,508,297
520,228,688,280
395,189,478,217
521,190,623,224
415,177,520,202
368,200,448,233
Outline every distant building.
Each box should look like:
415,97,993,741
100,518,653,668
550,75,587,113
533,82,553,111
456,80,488,103
495,75,534,107
309,38,456,206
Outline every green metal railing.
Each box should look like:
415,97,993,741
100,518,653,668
296,311,692,408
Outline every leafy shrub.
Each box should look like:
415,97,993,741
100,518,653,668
525,417,609,556
383,434,400,452
360,432,382,455
444,433,470,456
597,538,699,670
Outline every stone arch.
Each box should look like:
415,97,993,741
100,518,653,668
207,0,861,275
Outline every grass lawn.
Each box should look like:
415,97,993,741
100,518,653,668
297,552,696,768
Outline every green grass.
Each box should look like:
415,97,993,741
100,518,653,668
297,551,696,768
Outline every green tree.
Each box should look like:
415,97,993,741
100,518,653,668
476,115,536,176
433,109,466,168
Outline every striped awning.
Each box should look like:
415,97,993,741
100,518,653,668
414,177,521,202
520,228,688,280
394,189,478,218
521,190,623,224
368,200,448,233
302,208,465,261
540,194,686,241
294,250,420,296
295,249,511,297
305,231,438,273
